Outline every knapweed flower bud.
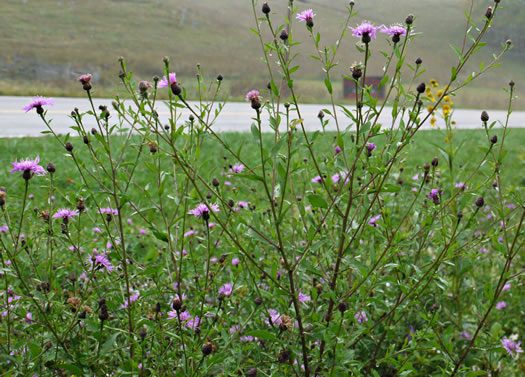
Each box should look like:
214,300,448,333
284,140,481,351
481,111,489,122
65,142,74,152
280,29,289,41
139,328,147,341
78,74,92,91
47,162,56,174
163,56,169,65
415,57,423,65
172,298,182,311
475,196,484,208
432,157,439,167
206,192,212,200
23,169,32,181
349,1,355,6
457,211,463,221
490,135,498,144
139,81,152,95
405,14,414,25
228,199,235,208
485,6,493,19
76,198,86,212
254,296,262,306
212,178,220,187
506,39,512,47
246,90,262,110
171,82,182,96
189,114,195,122
91,128,97,135
149,142,157,154
0,190,6,208
509,80,514,88
338,302,347,313
424,162,431,173
217,74,223,81
318,110,325,120
351,65,362,80
417,82,426,94
246,368,258,377
262,2,271,15
83,135,89,144
202,342,213,356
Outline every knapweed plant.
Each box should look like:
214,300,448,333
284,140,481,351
1,0,523,376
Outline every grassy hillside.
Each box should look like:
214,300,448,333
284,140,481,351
0,0,523,109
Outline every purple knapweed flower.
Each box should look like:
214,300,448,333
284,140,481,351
245,90,260,102
23,97,54,113
158,72,177,88
184,230,196,238
354,311,368,323
188,203,220,218
369,214,381,227
331,173,340,183
121,292,139,309
455,182,468,191
238,201,249,209
98,207,118,215
89,253,114,274
52,208,79,220
78,73,92,84
231,164,245,173
495,301,507,310
296,9,315,27
366,142,376,156
381,25,407,41
460,330,473,340
501,338,523,357
311,175,322,183
427,188,440,205
350,21,384,42
502,283,511,291
298,292,311,304
334,145,342,154
232,257,240,266
11,156,47,177
218,283,233,297
0,226,9,233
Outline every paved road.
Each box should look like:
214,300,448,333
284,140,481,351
1,96,524,137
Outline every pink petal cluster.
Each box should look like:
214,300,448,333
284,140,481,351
188,203,220,217
52,208,79,220
381,25,407,37
11,156,47,176
158,72,177,88
296,9,315,22
245,90,260,102
350,21,384,40
22,97,54,113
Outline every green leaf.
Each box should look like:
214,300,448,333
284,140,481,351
153,231,169,243
308,194,328,209
324,78,333,94
244,330,277,341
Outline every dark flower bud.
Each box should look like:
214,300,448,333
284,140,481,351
280,29,289,41
351,65,362,80
361,33,371,44
202,342,213,356
163,56,169,65
262,2,270,15
119,71,126,79
417,82,426,94
490,135,498,144
494,0,500,3
22,169,32,181
431,157,439,167
139,328,147,341
65,142,74,152
457,211,463,221
485,6,493,19
202,211,210,222
306,19,314,28
212,178,220,187
155,302,161,313
172,298,182,311
217,74,223,81
83,135,89,144
36,105,44,115
509,80,514,88
405,14,414,25
91,128,97,135
278,349,291,364
424,162,431,173
78,311,86,319
481,111,489,122
349,0,355,6
415,57,422,65
475,196,485,208
189,114,195,122
149,142,157,154
228,199,235,208
171,83,182,96
254,296,262,306
318,110,325,119
139,81,152,95
338,302,347,313
392,33,401,44
76,198,86,212
506,39,512,47
246,368,258,377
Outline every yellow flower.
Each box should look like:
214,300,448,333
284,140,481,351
427,105,434,113
431,117,437,127
444,96,454,105
426,87,432,94
442,104,451,116
451,121,456,125
445,136,449,143
430,79,439,88
428,94,436,103
436,89,444,97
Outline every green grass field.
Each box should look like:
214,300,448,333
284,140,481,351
0,0,524,109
